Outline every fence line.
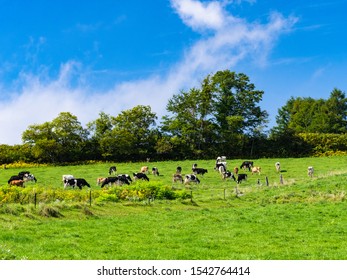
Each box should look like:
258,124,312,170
0,175,286,207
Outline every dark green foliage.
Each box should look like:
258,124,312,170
271,88,347,135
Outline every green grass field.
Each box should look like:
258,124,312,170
0,156,346,260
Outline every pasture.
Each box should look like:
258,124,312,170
0,156,346,260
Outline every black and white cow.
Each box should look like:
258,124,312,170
215,163,226,173
223,171,236,181
62,174,74,182
240,161,253,171
133,172,150,181
308,166,314,177
192,168,208,176
275,162,281,172
19,171,37,182
236,174,247,184
176,166,182,174
118,174,132,183
8,171,37,184
109,166,117,175
152,167,159,176
172,173,183,183
184,174,200,184
23,174,37,183
18,171,30,178
100,176,129,188
64,178,90,189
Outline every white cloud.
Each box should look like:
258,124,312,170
170,0,226,31
0,1,297,145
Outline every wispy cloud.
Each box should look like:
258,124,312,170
0,0,297,144
170,0,227,31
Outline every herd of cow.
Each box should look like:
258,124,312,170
7,171,37,187
4,157,315,189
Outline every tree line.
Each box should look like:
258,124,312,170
1,70,346,164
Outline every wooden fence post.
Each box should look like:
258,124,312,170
34,192,37,208
280,174,284,184
265,176,269,186
89,190,92,206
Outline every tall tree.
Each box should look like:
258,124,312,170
107,105,158,161
22,112,88,162
325,88,347,133
161,70,268,157
161,87,216,157
211,70,268,136
272,89,347,135
86,112,113,159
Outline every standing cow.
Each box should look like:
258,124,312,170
64,178,90,189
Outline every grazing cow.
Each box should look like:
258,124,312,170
18,171,30,177
192,163,198,170
108,166,117,175
8,171,37,184
233,167,239,175
140,166,149,174
8,175,23,184
192,167,208,176
172,173,183,183
215,163,226,174
100,176,130,188
176,166,182,174
223,171,236,181
100,177,118,188
308,166,314,177
275,162,281,172
184,174,200,184
240,161,253,171
118,174,132,183
251,166,261,175
237,174,247,184
64,178,90,189
9,179,24,187
133,172,150,181
23,174,37,183
18,171,37,182
152,167,159,176
62,175,74,182
97,177,107,186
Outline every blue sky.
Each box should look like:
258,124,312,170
0,0,346,144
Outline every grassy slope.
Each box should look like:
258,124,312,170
0,156,346,260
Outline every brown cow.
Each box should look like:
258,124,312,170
9,179,24,187
140,166,149,173
251,166,261,175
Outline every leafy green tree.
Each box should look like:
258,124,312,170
105,105,158,161
87,111,113,140
272,89,347,135
325,88,347,133
22,112,88,162
86,112,113,159
211,70,268,135
161,87,216,158
161,70,268,157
